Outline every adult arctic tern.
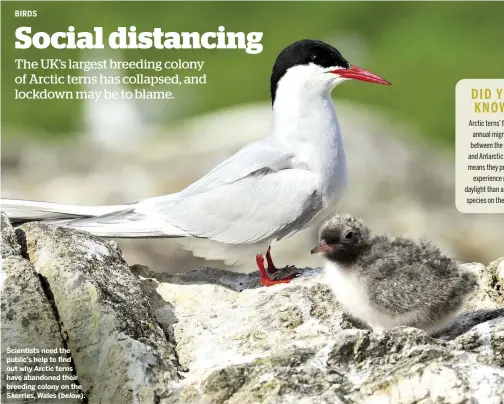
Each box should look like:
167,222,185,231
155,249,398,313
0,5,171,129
2,39,391,286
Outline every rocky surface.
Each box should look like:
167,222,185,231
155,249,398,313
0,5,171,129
1,214,503,403
1,214,179,404
1,214,79,402
133,261,504,404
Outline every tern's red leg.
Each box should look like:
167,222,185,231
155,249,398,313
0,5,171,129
265,246,278,273
256,254,296,287
265,246,296,274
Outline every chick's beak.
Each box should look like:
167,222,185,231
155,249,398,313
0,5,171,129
331,65,391,86
311,240,332,254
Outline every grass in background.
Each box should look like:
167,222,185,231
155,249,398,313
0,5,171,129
1,1,503,147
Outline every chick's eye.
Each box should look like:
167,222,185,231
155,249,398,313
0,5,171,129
345,231,354,240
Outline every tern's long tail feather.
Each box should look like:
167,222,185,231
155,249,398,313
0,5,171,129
0,198,187,238
64,209,184,238
1,199,132,224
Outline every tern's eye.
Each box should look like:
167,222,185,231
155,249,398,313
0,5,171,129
344,231,354,240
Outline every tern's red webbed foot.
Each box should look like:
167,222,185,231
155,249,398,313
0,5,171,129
256,254,296,287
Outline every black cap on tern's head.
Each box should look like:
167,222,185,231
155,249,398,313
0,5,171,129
270,39,391,104
311,214,372,262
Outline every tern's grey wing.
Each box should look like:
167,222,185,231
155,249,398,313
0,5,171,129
136,162,323,244
175,141,296,196
53,141,304,240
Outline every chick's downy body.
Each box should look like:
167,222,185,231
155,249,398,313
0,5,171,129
314,215,478,332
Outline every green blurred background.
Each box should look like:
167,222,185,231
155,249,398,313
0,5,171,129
2,1,504,145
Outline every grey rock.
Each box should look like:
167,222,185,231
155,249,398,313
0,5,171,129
16,222,179,404
149,267,368,385
431,308,504,340
454,315,504,367
190,327,504,404
1,211,20,258
2,214,504,404
1,213,79,403
485,258,504,307
143,263,504,404
130,264,180,353
462,258,504,311
350,328,504,404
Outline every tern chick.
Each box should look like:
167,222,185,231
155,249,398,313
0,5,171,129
311,214,478,332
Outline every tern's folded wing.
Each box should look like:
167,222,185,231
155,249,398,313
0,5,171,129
172,141,296,196
136,167,323,244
